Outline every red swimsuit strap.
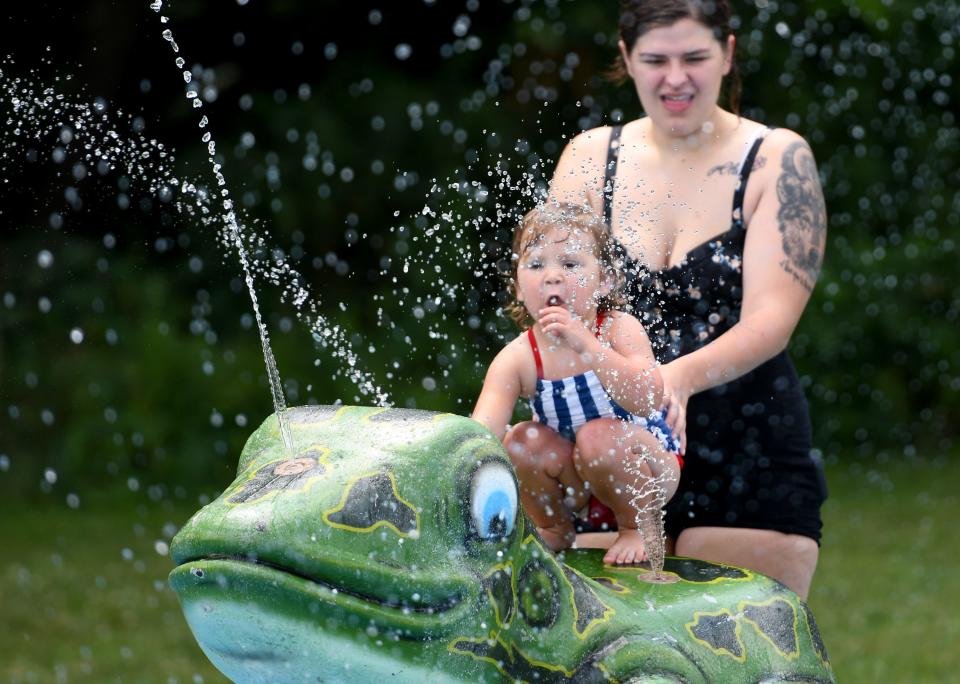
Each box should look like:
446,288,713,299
527,328,544,379
529,312,608,380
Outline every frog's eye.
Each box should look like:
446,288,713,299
469,462,518,540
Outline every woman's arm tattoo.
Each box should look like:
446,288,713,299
776,141,826,292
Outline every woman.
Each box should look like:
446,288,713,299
544,0,828,599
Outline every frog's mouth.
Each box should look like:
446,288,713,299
169,553,476,641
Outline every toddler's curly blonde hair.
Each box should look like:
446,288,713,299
504,202,625,330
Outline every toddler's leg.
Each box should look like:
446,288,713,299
574,419,680,565
504,421,587,551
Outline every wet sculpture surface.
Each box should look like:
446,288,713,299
169,406,834,683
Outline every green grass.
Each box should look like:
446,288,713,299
1,497,227,684
809,456,960,682
2,458,958,683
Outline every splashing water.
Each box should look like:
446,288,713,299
3,1,663,533
624,440,676,582
151,1,391,448
146,2,389,409
1,42,390,461
149,0,299,451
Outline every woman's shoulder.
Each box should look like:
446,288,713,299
564,124,620,157
758,124,814,157
741,125,820,201
573,124,618,142
552,126,622,198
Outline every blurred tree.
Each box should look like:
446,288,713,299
1,0,956,501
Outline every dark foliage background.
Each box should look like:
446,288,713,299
1,0,957,503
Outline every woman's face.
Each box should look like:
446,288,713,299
620,18,734,138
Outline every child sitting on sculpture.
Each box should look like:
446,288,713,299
472,202,683,566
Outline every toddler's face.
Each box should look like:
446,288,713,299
515,227,608,320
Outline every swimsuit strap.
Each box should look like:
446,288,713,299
530,312,607,380
603,125,624,227
527,328,544,379
731,127,772,227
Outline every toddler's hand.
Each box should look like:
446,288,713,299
538,305,593,353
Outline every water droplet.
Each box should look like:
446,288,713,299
69,328,84,344
37,250,54,268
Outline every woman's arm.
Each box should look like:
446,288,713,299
663,131,827,398
471,344,525,441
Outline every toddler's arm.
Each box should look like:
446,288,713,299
472,345,524,441
591,313,663,415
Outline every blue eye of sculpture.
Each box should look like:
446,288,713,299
469,462,518,540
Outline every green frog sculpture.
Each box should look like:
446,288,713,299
169,406,834,683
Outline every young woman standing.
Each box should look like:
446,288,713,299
543,0,828,599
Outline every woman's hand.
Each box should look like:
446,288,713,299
538,305,598,355
659,362,690,453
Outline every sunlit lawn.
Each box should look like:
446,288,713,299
2,495,227,684
809,456,960,682
3,456,958,683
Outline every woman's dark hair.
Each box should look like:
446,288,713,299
504,203,625,330
610,0,741,115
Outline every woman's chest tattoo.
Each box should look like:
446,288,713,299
706,156,767,177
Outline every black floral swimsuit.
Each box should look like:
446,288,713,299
603,124,828,543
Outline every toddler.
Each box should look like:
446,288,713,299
472,202,683,565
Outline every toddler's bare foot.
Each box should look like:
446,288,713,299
603,528,648,565
538,522,576,552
